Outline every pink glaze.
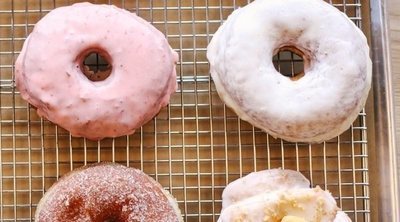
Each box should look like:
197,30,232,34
15,3,178,140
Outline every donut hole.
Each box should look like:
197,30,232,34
273,46,306,81
81,50,112,81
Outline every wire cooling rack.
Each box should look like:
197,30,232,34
0,0,370,221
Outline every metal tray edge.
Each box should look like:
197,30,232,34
369,0,399,220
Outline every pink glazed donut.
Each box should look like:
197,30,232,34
15,3,178,140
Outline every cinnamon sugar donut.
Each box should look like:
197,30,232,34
207,0,372,143
15,3,178,140
35,163,183,222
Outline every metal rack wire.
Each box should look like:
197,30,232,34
0,0,370,221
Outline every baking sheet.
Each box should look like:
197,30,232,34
0,0,370,221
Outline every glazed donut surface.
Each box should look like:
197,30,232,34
207,0,372,143
219,169,352,222
221,169,310,209
15,3,178,140
35,163,183,222
219,187,340,222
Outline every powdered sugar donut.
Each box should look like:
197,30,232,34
207,0,371,143
35,163,183,222
15,3,178,140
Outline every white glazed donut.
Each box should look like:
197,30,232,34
220,169,351,222
221,169,310,209
207,0,372,143
15,3,178,140
219,187,340,222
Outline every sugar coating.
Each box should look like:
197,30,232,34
15,3,178,140
34,163,183,222
219,169,352,222
207,0,372,143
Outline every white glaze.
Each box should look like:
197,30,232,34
219,187,339,222
334,211,353,222
15,3,178,140
220,169,352,222
221,169,310,209
207,0,372,143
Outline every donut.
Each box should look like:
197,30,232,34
35,163,183,222
219,187,341,222
221,169,310,209
15,3,178,140
219,169,351,221
207,0,372,143
335,211,352,222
